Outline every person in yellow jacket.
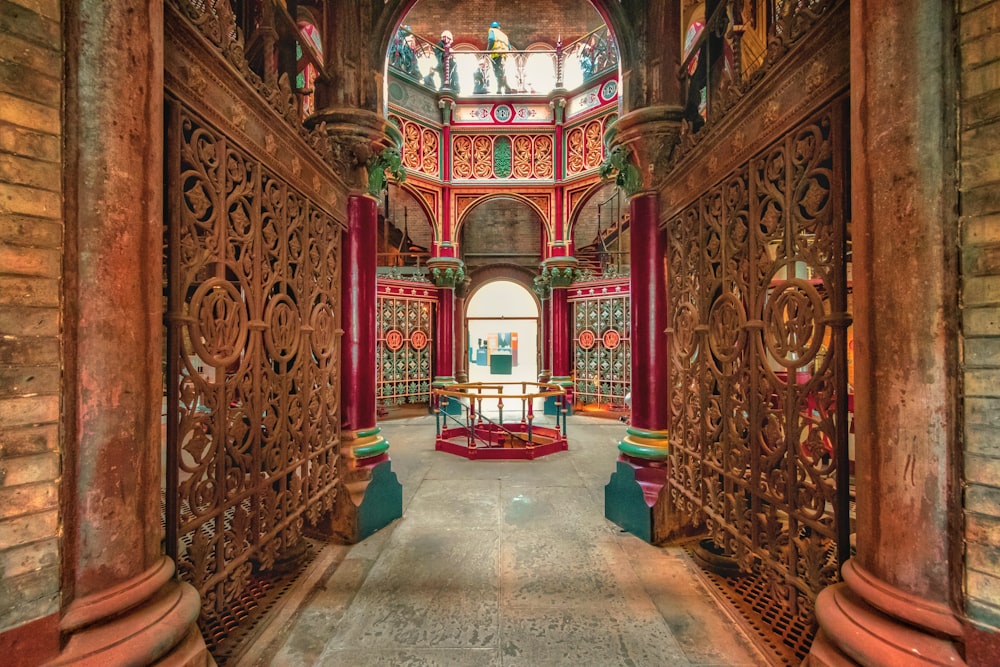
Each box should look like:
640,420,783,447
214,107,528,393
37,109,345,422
487,20,511,93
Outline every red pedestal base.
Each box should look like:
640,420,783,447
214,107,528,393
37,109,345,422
435,423,568,460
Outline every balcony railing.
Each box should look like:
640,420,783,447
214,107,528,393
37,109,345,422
388,25,618,97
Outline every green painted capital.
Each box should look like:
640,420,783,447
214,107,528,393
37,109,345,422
532,274,552,300
541,264,579,288
426,257,466,288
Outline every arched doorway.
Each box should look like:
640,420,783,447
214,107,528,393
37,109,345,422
465,280,539,385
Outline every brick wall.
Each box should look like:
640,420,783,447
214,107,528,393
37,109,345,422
401,0,604,50
959,0,1000,633
0,0,63,634
460,198,543,270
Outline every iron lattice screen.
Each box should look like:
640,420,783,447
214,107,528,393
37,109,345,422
376,291,434,406
571,286,631,409
665,98,851,628
165,100,341,624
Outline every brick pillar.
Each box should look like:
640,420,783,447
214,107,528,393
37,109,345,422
54,1,210,664
808,0,965,663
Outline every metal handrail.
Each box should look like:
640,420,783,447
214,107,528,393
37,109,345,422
434,381,569,447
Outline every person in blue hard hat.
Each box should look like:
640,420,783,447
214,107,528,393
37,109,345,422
486,20,511,93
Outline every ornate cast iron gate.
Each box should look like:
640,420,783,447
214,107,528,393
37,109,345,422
666,99,851,625
165,101,342,622
570,282,631,409
376,286,434,406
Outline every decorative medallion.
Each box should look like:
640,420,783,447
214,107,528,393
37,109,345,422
578,329,597,350
385,328,405,351
602,329,621,349
410,329,429,351
600,79,618,102
493,104,514,123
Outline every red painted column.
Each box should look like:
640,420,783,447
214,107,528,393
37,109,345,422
52,1,208,663
435,287,455,383
627,193,668,432
539,290,552,380
550,287,571,383
341,194,384,460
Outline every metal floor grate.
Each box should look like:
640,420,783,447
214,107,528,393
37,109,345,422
687,545,816,665
161,489,320,664
198,539,318,664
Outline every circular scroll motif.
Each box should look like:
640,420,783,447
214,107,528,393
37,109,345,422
763,278,826,368
602,330,621,349
385,328,405,352
578,329,596,350
410,329,429,351
493,104,513,123
708,293,746,364
310,302,337,360
672,302,698,360
600,79,618,102
264,293,302,363
189,278,248,367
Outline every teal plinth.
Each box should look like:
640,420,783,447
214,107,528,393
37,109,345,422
604,460,653,543
543,395,573,416
357,460,403,540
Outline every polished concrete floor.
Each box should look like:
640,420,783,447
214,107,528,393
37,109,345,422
259,415,768,666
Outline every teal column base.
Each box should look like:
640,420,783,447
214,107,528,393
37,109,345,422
441,398,464,415
543,395,573,416
605,460,658,543
356,460,403,541
604,459,696,545
319,459,403,544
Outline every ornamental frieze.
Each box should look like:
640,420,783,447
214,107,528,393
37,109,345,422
452,133,555,181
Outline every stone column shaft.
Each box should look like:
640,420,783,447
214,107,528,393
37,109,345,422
809,0,964,663
56,1,207,663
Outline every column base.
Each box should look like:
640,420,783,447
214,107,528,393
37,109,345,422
544,378,573,416
809,560,965,666
604,459,695,545
325,459,403,544
48,558,211,667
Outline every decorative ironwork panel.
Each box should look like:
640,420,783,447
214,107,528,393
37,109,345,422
165,101,341,622
389,113,440,178
565,114,616,176
376,292,434,406
666,100,849,625
452,133,555,180
571,287,631,408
